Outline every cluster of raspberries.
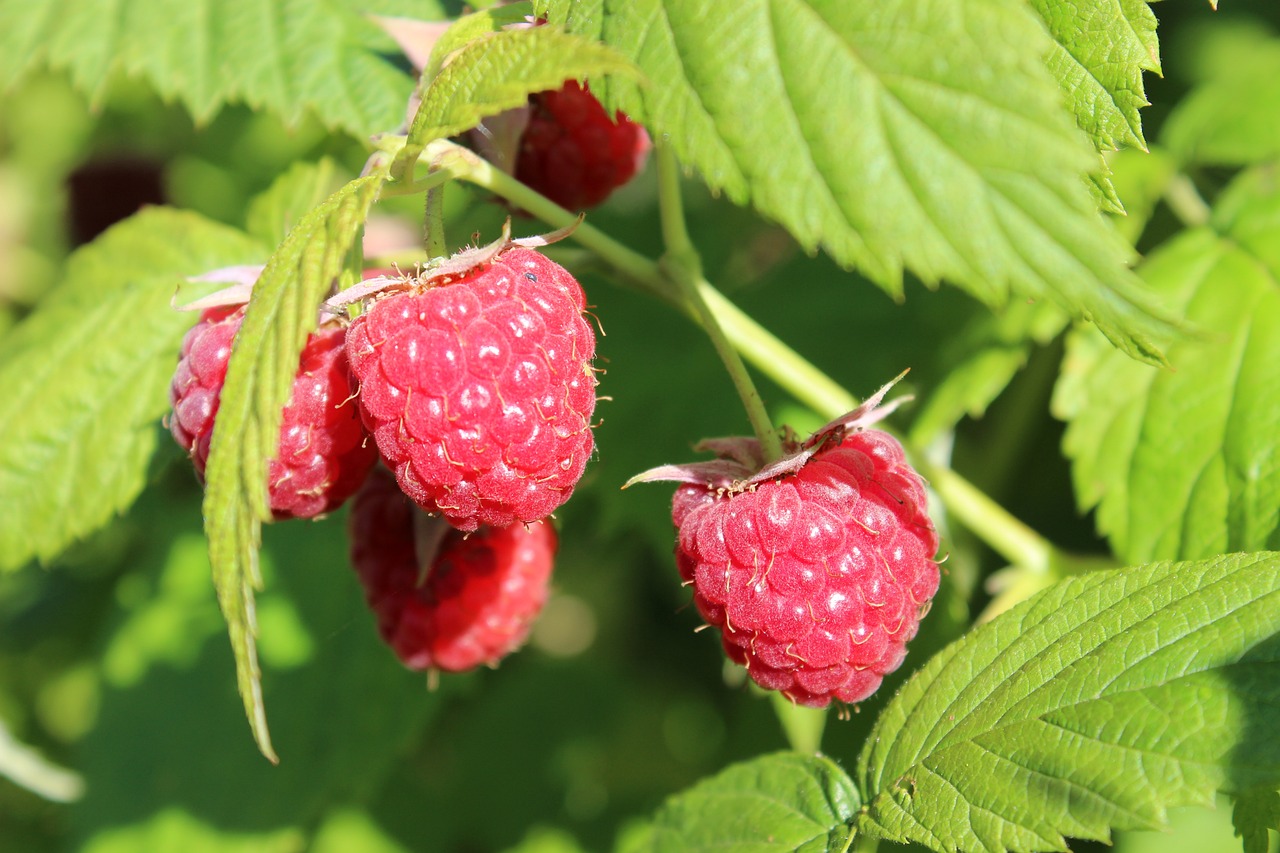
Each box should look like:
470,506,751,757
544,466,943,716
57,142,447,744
170,79,941,705
171,243,595,673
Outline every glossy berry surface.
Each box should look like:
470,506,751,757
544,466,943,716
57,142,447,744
346,247,597,532
515,81,651,211
168,306,376,519
349,467,557,672
671,430,940,706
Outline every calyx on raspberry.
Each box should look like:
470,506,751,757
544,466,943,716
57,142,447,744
628,376,940,707
341,226,598,532
349,467,557,672
168,302,377,520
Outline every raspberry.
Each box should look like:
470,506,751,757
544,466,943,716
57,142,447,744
671,430,939,706
345,246,597,532
168,305,377,519
348,467,557,672
514,81,651,211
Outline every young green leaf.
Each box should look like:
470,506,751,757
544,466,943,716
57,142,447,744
0,0,440,136
395,25,638,177
1030,0,1159,153
420,2,536,82
0,209,263,572
202,170,386,762
245,159,346,248
1054,168,1280,564
1233,787,1280,853
637,752,858,852
537,0,1174,364
857,552,1280,853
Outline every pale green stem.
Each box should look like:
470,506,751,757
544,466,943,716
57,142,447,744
852,834,879,853
1164,172,1211,228
769,693,828,754
655,144,783,461
425,183,447,260
419,138,1070,575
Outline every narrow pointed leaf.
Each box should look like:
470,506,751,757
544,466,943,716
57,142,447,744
538,0,1174,363
1054,168,1280,563
858,552,1280,853
395,26,639,176
0,209,263,571
637,752,858,852
202,170,387,762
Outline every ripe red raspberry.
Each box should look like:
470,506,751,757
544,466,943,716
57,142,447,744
349,467,557,672
514,81,651,211
671,430,939,706
168,305,377,519
630,379,939,706
345,245,597,532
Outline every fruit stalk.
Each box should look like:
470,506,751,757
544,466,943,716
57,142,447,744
654,142,783,462
414,138,1071,577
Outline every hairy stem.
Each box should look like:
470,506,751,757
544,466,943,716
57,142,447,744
655,144,782,461
424,184,447,259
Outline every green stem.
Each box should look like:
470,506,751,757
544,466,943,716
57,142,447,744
425,183,447,260
1164,172,1211,228
852,833,879,853
423,138,1068,574
655,144,782,461
769,693,827,754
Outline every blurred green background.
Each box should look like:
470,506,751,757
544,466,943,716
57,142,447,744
2,2,1279,851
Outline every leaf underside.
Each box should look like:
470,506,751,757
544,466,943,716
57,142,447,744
857,552,1280,853
202,170,387,762
0,209,264,572
538,0,1173,364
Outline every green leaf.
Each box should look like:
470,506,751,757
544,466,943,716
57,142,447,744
1161,24,1280,167
396,25,638,176
538,0,1174,364
0,0,444,137
421,2,536,81
637,752,858,852
1053,168,1280,563
1233,788,1280,853
202,169,387,762
245,158,346,248
1030,0,1158,153
0,209,263,572
857,552,1280,853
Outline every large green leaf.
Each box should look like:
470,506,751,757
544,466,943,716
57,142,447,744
0,209,263,572
0,0,444,137
538,0,1173,364
635,752,858,852
395,25,638,177
857,552,1280,853
202,169,386,762
1053,168,1280,563
1030,0,1158,153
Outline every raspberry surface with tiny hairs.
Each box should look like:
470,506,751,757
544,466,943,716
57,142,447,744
348,467,557,672
345,245,597,532
168,305,376,519
671,428,940,706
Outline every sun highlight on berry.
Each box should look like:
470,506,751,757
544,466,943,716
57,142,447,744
344,242,598,532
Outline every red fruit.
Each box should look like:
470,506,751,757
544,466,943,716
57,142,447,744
671,429,939,706
515,81,651,211
346,246,597,532
349,467,557,672
169,305,377,519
